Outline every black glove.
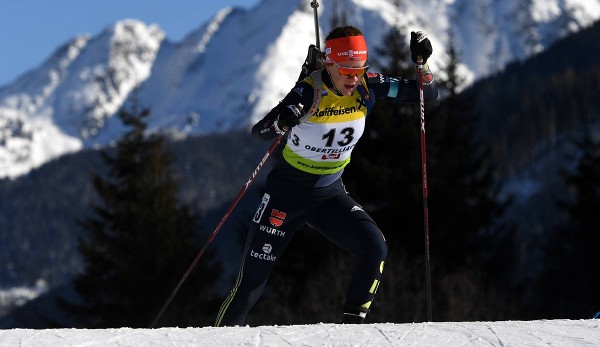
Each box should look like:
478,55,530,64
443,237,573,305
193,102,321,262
297,44,324,82
275,104,303,133
410,31,433,64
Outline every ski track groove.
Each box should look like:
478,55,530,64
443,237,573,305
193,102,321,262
455,322,495,346
515,320,556,346
260,328,294,347
397,323,420,343
525,322,558,347
299,325,329,346
19,330,45,346
374,325,395,344
526,331,554,346
485,322,505,347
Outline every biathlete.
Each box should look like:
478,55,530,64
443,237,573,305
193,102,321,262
216,25,438,326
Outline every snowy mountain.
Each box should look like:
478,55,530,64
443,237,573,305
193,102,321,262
1,0,599,178
0,21,164,178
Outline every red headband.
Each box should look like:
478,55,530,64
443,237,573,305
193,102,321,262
324,35,368,63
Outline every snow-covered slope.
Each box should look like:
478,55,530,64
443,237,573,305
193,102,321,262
1,0,599,178
2,320,600,346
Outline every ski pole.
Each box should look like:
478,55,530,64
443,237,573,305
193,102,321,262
417,56,433,322
149,133,284,328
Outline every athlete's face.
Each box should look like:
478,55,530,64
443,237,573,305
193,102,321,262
326,60,368,96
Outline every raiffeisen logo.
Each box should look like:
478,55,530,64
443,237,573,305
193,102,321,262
251,243,277,262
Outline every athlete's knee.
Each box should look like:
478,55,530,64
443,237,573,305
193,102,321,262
363,224,388,261
375,236,388,260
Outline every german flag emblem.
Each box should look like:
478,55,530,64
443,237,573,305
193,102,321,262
269,209,287,227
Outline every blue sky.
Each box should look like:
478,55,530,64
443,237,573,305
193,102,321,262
0,0,261,87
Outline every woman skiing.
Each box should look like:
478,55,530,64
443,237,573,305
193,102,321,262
216,25,438,326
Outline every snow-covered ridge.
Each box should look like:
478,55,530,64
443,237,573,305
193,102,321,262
2,320,600,346
0,280,47,317
0,0,599,178
0,20,163,178
56,19,164,140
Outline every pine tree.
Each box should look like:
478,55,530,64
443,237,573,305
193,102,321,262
62,102,221,328
540,132,600,318
423,33,517,321
427,30,493,273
